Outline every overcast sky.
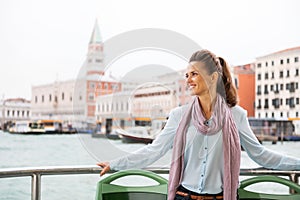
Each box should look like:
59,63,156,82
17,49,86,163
0,0,299,100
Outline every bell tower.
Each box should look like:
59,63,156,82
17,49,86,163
85,19,105,76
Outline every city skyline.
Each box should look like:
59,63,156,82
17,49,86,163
1,0,300,100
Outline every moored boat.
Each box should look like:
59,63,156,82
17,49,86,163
283,135,300,141
116,126,157,144
8,120,45,134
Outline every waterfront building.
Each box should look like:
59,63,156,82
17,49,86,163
95,91,132,133
255,46,300,119
0,98,31,130
96,73,182,133
234,63,255,117
31,21,121,129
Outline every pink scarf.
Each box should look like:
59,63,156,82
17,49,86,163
168,95,241,200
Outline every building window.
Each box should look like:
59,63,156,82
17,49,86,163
27,111,30,117
279,71,283,78
286,70,290,77
280,84,284,90
287,58,290,64
286,83,290,90
257,63,262,68
35,96,38,103
280,59,284,65
264,85,268,94
55,96,58,103
271,72,274,79
296,98,300,105
49,94,52,102
42,95,44,103
7,110,10,117
62,92,64,101
88,93,94,101
295,57,299,63
257,99,261,109
271,61,274,66
264,99,269,109
265,73,268,79
270,85,274,91
280,112,283,117
257,74,261,80
296,112,299,117
272,112,274,117
265,62,268,67
296,69,299,76
286,98,290,105
90,82,95,89
272,98,280,108
257,85,261,95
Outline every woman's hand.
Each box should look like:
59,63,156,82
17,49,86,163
97,162,111,176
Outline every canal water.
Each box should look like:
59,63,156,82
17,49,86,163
0,130,299,200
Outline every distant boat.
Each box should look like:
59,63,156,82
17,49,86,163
283,135,300,141
37,119,77,134
116,126,156,144
8,121,45,134
8,120,77,134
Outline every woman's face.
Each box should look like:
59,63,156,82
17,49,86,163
185,61,212,96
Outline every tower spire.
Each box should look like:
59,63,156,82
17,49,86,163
89,19,102,44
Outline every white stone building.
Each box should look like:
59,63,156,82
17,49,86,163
0,98,31,130
255,46,300,119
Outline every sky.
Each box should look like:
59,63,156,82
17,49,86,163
0,0,300,100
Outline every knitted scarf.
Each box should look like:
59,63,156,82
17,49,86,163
168,95,241,200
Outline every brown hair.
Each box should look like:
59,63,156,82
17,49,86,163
189,49,238,107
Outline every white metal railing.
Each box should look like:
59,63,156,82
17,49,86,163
0,165,299,200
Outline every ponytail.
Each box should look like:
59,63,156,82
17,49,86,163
218,57,238,107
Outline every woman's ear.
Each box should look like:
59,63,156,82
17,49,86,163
211,71,219,83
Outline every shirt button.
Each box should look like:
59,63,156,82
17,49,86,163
204,147,207,150
201,174,204,177
203,161,206,164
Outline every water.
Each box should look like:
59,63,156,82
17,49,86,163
0,130,300,199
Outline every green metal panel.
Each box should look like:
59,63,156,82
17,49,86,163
238,175,300,200
95,170,168,200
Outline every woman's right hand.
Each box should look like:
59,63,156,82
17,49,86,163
97,162,111,176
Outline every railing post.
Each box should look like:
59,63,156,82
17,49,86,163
32,173,41,200
289,173,299,194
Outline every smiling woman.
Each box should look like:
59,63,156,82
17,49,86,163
97,49,300,200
